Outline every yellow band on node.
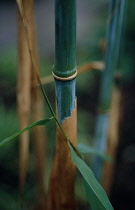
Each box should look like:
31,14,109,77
52,70,77,81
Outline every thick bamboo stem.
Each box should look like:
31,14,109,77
48,0,77,209
102,85,122,195
17,0,32,192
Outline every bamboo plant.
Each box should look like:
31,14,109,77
47,0,77,209
93,0,125,181
0,1,116,210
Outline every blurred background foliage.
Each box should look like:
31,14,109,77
0,0,135,209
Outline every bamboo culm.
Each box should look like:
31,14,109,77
47,0,77,209
92,0,121,181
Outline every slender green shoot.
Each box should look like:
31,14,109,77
0,118,53,147
92,0,126,181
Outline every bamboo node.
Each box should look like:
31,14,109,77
52,70,77,81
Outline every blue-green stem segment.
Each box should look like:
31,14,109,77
55,79,76,124
99,0,119,112
54,0,76,78
54,0,76,124
92,113,109,180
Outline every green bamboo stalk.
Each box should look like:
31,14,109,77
99,0,119,111
92,0,122,181
54,0,77,125
114,0,126,67
47,0,77,209
102,0,126,194
54,0,76,78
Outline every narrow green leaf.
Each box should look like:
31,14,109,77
69,143,114,210
0,117,54,147
77,143,112,162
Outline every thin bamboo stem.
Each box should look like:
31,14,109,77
99,0,119,112
17,0,32,193
27,0,46,208
101,1,126,194
17,1,46,207
92,0,120,181
102,84,122,195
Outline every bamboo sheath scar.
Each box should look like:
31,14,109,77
48,101,77,210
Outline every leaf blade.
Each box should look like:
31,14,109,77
0,117,54,147
69,143,114,210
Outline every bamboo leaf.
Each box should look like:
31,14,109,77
69,143,114,210
77,143,112,162
0,117,54,147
